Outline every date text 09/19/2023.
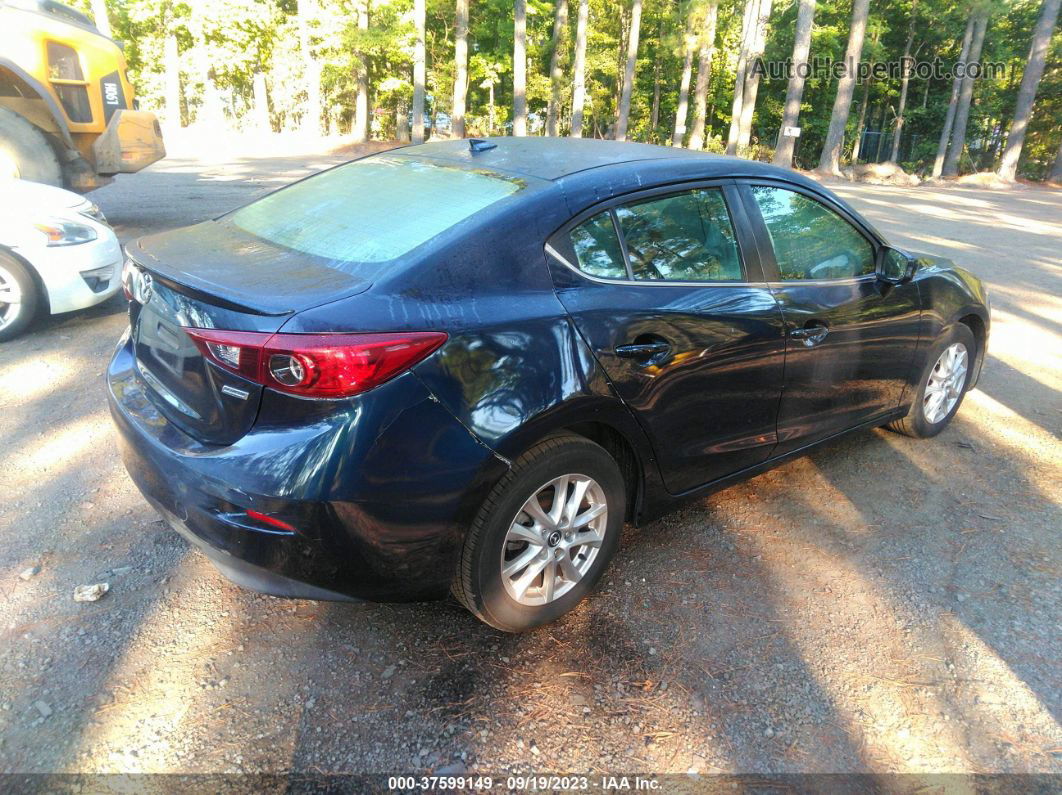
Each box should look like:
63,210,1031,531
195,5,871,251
386,775,662,791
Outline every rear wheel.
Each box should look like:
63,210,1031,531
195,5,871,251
453,435,625,632
888,324,976,438
0,253,40,342
0,109,63,186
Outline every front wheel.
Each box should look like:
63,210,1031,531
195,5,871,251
889,323,977,438
0,253,40,342
453,434,625,632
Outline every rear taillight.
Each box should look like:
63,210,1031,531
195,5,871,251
183,328,447,399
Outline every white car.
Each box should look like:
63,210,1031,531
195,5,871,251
0,179,122,341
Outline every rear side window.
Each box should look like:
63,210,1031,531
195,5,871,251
751,186,875,280
564,188,743,283
570,212,627,279
230,155,524,263
616,189,742,282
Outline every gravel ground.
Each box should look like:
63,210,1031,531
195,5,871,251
0,141,1059,776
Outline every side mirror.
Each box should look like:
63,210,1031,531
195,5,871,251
877,246,916,284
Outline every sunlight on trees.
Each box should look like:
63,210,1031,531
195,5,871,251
76,0,1060,179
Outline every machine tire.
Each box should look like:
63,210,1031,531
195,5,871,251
0,108,63,186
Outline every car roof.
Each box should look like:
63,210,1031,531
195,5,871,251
398,137,813,185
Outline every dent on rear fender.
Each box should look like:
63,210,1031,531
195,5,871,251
412,314,613,452
244,372,503,506
321,375,513,584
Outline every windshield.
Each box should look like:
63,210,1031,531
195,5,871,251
229,155,524,264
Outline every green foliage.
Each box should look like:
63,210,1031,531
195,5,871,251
81,0,1059,177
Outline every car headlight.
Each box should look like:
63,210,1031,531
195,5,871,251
34,219,98,246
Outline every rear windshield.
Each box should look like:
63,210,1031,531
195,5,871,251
229,155,524,263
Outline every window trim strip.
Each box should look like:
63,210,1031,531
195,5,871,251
607,209,636,280
545,242,760,289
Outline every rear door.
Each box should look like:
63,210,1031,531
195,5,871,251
739,181,921,453
547,182,786,495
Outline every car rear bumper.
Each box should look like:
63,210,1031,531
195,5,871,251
107,336,508,602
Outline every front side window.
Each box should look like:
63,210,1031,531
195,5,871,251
616,189,743,282
229,155,524,264
750,186,875,280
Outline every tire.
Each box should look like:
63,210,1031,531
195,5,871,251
0,252,41,342
453,434,625,632
0,108,63,186
888,323,977,438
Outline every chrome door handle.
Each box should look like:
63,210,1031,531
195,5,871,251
615,341,672,360
790,325,830,347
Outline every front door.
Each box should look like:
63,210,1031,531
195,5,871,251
740,182,921,454
546,183,786,494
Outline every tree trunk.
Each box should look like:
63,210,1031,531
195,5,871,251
193,16,225,131
412,0,426,143
395,99,409,142
887,29,915,163
736,0,774,152
688,0,719,150
997,0,1060,181
987,117,1003,167
488,82,496,134
671,24,696,146
546,0,570,136
252,71,270,131
614,0,643,141
1049,137,1062,182
725,0,758,154
353,1,370,143
932,14,974,177
297,0,322,135
650,53,661,135
815,0,870,174
852,26,880,162
513,0,528,136
91,0,112,37
942,10,988,176
187,1,223,131
452,0,469,138
571,0,590,137
163,32,182,127
851,72,872,162
773,0,816,167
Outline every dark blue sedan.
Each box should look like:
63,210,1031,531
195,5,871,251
108,138,990,631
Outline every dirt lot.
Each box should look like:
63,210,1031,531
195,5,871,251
0,141,1059,776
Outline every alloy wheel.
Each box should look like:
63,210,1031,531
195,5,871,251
923,342,968,424
0,264,22,332
500,474,608,606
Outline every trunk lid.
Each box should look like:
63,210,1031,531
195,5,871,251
130,220,373,315
128,223,371,446
131,276,281,446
